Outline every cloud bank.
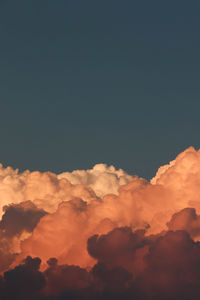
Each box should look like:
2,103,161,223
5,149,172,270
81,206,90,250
1,147,200,299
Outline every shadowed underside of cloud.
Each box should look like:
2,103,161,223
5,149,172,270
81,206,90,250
2,227,200,300
0,147,200,298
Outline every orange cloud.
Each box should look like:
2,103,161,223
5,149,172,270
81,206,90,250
1,147,200,298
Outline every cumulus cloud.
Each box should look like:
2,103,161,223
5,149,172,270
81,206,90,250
87,227,148,275
0,162,132,216
3,227,200,299
151,146,200,212
0,201,47,272
0,201,47,238
138,230,200,299
167,207,200,240
44,258,90,295
1,147,200,298
2,256,45,300
58,163,134,197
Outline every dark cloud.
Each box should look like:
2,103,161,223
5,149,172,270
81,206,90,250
0,201,47,237
137,230,200,299
88,227,200,300
0,201,47,273
87,227,148,274
2,227,200,300
92,262,132,292
2,219,200,299
2,256,46,300
44,258,90,296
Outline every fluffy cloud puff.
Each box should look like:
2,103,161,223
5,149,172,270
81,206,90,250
58,163,134,197
0,164,133,217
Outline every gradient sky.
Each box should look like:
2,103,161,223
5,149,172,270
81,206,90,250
0,0,200,178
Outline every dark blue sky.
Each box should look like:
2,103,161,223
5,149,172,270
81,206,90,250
0,0,200,178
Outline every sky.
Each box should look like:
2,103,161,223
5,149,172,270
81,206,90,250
0,0,200,178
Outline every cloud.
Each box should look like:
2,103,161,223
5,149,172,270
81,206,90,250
44,258,90,295
18,198,114,268
151,147,200,213
1,147,200,298
7,147,200,271
58,163,134,197
139,230,200,299
87,227,148,275
3,227,200,299
2,256,45,300
0,201,47,238
167,207,200,240
0,201,46,273
88,227,200,299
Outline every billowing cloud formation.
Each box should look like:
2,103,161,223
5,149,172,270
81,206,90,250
167,207,200,240
58,163,134,197
1,147,200,299
2,228,200,299
0,163,132,216
151,146,200,212
0,201,46,272
2,256,45,300
0,201,47,238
